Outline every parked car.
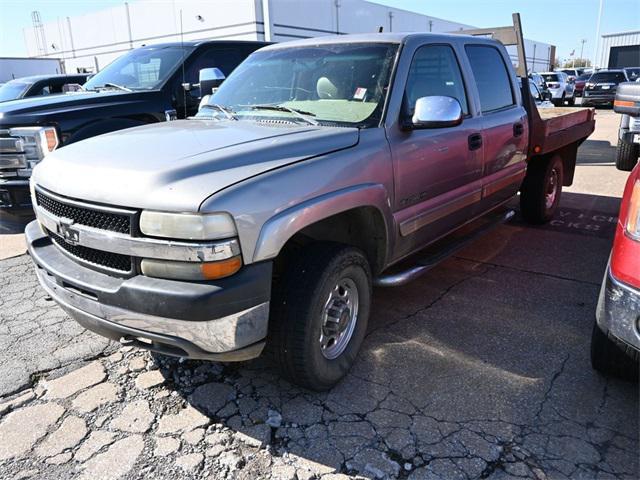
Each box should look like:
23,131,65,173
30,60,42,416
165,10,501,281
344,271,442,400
0,40,268,214
25,33,595,390
541,71,576,106
582,69,629,107
591,160,640,379
0,74,90,103
573,72,591,97
529,72,546,91
623,67,640,81
557,68,582,80
518,77,553,106
613,78,640,170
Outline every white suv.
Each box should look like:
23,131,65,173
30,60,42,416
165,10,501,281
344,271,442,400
541,71,576,106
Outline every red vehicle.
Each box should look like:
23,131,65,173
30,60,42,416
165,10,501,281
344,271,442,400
591,162,640,377
573,73,591,97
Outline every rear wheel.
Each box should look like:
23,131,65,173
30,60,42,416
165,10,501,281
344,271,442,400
591,321,638,381
269,243,371,390
520,155,563,224
615,139,639,172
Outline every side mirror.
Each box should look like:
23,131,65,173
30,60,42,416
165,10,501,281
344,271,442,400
199,67,225,96
410,96,463,129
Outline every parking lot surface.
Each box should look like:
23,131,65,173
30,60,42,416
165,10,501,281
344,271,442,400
0,107,637,479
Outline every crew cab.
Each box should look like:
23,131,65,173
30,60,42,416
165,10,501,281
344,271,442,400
591,161,640,379
0,40,267,213
25,33,595,390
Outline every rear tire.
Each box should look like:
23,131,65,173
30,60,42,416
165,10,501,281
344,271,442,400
269,243,371,391
615,139,639,172
591,321,638,381
520,155,564,224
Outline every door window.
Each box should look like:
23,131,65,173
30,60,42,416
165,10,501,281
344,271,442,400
404,44,469,115
465,45,515,113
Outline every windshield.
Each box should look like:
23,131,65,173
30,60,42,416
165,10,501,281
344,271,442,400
201,43,399,128
590,71,627,83
542,74,559,82
0,81,30,102
84,46,187,91
576,73,591,81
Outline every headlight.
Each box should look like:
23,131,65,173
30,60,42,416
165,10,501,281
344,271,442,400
626,180,640,241
139,211,237,240
9,126,59,161
140,256,242,281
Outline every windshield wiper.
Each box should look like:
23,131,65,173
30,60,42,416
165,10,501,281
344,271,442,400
203,103,238,120
98,83,132,92
247,104,319,126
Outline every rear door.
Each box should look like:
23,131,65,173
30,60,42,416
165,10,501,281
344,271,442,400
464,44,528,211
388,42,484,259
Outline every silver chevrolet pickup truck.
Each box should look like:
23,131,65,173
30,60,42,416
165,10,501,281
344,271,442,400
26,33,595,390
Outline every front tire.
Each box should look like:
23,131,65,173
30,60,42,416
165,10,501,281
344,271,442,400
269,243,372,390
591,321,638,381
567,96,575,106
520,155,564,224
615,139,639,171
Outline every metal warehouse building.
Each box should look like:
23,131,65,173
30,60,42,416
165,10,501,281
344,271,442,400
22,0,554,74
596,30,640,69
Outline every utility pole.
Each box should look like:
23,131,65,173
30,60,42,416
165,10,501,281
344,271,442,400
594,0,604,68
579,39,587,66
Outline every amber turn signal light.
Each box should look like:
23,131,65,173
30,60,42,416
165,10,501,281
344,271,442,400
201,256,243,280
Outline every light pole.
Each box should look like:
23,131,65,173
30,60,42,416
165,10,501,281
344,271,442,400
594,0,604,68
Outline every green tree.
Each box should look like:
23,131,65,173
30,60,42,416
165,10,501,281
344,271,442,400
562,58,592,68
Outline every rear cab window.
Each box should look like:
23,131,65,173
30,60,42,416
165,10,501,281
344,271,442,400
465,44,515,113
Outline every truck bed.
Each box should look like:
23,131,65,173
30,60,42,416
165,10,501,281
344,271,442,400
528,103,596,156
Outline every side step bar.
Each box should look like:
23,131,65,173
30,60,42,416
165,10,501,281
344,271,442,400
374,209,515,287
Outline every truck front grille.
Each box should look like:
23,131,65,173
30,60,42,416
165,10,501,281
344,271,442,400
49,229,133,274
36,189,132,234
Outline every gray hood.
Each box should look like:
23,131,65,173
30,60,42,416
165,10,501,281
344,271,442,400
33,119,359,211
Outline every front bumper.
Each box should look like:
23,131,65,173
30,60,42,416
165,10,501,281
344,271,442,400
26,220,272,361
0,179,31,213
596,265,640,357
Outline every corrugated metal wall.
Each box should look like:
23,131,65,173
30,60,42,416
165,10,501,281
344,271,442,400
598,31,640,68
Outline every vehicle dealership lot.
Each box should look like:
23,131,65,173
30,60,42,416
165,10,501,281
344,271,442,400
0,108,637,479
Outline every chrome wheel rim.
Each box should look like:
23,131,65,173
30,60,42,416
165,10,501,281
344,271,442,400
319,278,359,360
545,168,559,210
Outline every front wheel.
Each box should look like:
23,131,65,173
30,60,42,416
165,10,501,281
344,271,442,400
567,96,575,106
269,243,372,390
520,155,564,224
591,321,638,380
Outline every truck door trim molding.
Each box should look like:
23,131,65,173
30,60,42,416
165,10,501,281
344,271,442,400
482,167,527,198
399,189,482,236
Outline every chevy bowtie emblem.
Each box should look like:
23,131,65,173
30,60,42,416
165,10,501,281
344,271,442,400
57,218,80,245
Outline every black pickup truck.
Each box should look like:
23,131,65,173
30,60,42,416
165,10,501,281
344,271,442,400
0,40,267,214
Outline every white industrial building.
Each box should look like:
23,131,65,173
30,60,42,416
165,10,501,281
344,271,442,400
595,30,640,69
22,0,555,74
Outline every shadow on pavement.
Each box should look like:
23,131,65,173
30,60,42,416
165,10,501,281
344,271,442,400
577,139,616,165
150,191,637,478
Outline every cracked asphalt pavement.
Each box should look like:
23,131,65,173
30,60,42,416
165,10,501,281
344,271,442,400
0,107,637,479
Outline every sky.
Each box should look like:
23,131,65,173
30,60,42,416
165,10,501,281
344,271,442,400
1,0,638,63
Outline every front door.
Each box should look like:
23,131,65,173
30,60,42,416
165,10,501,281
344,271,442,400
389,43,484,259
